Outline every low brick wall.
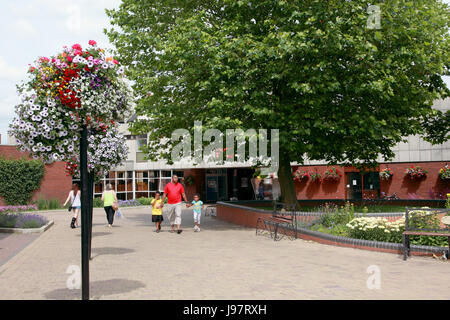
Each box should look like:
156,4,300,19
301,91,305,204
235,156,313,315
216,202,448,257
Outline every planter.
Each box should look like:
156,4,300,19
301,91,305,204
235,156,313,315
404,166,428,180
438,165,450,180
293,169,308,182
309,172,322,182
323,167,341,182
379,168,393,180
0,220,54,234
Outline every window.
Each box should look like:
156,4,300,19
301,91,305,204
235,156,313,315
363,172,380,191
137,135,147,151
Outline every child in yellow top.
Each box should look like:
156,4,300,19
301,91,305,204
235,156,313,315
151,191,163,233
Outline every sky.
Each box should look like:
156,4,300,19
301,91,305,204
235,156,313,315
0,0,449,144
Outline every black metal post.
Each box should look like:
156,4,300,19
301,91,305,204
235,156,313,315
80,125,89,300
88,171,94,260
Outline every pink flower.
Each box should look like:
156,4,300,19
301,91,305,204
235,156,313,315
88,40,97,46
72,44,82,51
113,59,119,64
67,56,73,62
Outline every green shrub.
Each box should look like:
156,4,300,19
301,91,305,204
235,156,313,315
37,198,48,210
409,209,448,247
48,199,61,210
0,156,45,205
317,202,355,227
137,197,154,206
93,197,103,208
36,198,62,210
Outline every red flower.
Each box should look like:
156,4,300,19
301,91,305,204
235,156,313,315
113,59,119,64
67,56,73,63
88,40,97,46
72,44,82,51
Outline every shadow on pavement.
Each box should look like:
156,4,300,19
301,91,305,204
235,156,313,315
76,232,111,238
90,247,135,260
44,278,146,300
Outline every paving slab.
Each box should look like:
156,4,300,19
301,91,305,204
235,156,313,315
0,206,449,300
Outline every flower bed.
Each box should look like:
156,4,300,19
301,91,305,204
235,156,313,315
0,205,38,214
118,199,143,207
0,212,48,229
312,207,449,247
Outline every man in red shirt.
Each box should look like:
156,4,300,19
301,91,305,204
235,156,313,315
161,175,190,234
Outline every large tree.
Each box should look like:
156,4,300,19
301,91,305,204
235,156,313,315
106,0,450,207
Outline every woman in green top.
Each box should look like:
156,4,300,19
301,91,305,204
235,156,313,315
101,183,117,228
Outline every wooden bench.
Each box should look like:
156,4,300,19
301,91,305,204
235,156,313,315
402,207,450,261
256,202,298,241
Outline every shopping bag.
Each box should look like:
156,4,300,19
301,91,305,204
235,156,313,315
115,209,122,219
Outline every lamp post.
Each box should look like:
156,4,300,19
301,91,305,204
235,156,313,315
80,124,90,300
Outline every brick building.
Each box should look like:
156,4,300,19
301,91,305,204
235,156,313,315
2,98,449,203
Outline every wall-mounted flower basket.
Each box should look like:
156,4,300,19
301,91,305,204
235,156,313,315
439,165,450,180
404,166,428,180
379,168,393,180
323,167,341,182
293,168,308,182
309,172,322,182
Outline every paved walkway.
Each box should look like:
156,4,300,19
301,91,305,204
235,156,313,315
0,206,449,300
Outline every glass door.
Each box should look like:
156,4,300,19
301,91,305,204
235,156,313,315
346,172,362,200
206,176,218,201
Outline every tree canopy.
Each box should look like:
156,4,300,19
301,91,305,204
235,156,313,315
106,0,450,204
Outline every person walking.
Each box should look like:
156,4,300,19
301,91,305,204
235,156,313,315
101,183,117,228
63,183,81,229
151,191,163,232
191,193,204,232
161,175,190,234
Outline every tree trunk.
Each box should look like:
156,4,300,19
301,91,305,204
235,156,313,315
277,154,300,210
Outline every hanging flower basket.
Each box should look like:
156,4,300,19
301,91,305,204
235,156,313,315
438,165,450,180
309,171,322,182
379,168,393,180
404,166,428,180
293,168,308,181
323,167,342,182
64,125,129,178
8,41,133,164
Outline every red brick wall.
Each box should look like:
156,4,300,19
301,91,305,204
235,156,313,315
293,165,347,200
293,162,450,200
0,145,71,205
380,162,449,200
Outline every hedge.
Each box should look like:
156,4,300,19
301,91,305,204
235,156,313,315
0,156,45,205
